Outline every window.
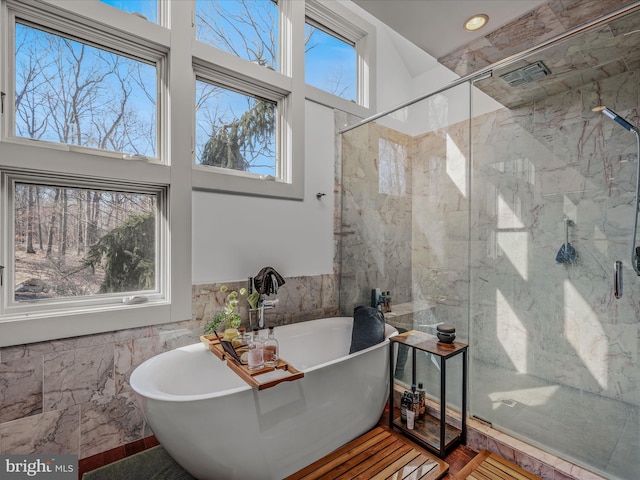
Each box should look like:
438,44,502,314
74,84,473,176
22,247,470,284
13,20,159,159
304,0,373,109
0,0,374,345
0,0,180,346
99,0,158,23
191,0,302,199
378,139,407,196
196,0,279,71
305,22,357,102
195,79,277,177
3,172,165,316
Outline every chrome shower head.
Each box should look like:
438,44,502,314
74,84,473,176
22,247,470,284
593,106,638,133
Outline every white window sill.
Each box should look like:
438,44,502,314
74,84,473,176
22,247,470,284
0,302,172,347
192,167,304,200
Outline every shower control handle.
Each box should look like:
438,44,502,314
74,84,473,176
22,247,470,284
614,260,623,299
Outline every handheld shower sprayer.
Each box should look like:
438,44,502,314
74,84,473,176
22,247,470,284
593,106,640,281
593,106,639,133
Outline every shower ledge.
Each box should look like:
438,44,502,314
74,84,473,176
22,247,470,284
384,300,434,332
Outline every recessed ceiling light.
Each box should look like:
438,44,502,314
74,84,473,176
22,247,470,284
464,14,489,32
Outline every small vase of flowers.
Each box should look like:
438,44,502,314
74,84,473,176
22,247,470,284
204,285,247,341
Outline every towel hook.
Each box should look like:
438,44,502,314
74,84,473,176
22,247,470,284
316,192,326,200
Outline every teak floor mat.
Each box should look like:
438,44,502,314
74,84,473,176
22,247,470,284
454,450,541,480
285,426,448,480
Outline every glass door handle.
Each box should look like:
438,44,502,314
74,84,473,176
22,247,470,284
614,260,623,299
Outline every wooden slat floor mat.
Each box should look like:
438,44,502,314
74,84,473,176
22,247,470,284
454,450,541,480
285,426,448,480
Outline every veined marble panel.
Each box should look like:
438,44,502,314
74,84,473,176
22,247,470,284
340,122,413,314
338,9,640,473
0,406,80,455
0,356,43,423
80,390,145,458
439,0,638,78
43,344,115,412
470,66,640,408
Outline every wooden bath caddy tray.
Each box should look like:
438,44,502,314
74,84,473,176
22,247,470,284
200,334,304,390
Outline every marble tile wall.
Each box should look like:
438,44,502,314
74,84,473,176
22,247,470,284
340,112,471,339
466,55,638,480
0,274,339,459
410,119,470,340
340,122,414,315
470,67,640,408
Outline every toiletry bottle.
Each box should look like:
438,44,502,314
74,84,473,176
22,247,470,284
248,328,264,370
264,326,279,367
417,382,426,418
386,291,392,312
232,327,246,349
411,384,420,417
243,329,252,346
400,391,412,423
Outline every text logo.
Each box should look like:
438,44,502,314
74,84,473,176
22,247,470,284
1,455,77,479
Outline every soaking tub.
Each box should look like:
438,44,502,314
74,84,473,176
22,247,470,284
130,316,397,480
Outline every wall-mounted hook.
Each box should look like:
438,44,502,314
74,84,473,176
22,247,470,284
316,192,326,200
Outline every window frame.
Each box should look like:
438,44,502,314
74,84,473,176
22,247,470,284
304,0,376,116
194,0,280,72
2,170,168,316
193,68,282,182
0,0,188,347
0,0,377,346
4,2,167,164
190,0,304,200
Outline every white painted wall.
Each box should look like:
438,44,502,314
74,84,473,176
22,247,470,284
192,101,336,283
192,2,453,284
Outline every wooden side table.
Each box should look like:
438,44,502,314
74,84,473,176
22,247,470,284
388,330,468,458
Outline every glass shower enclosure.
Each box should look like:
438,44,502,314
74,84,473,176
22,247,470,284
339,6,640,479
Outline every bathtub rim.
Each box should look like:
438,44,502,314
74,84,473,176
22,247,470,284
130,318,397,402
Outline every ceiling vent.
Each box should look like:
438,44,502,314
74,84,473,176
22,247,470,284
499,61,551,87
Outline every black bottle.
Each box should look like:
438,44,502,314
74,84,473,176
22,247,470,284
401,391,412,422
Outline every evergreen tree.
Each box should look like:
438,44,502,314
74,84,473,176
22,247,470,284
200,98,275,170
83,212,155,293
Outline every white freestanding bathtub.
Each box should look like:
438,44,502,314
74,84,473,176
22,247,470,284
130,317,397,480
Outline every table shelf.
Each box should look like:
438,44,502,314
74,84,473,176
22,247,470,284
389,330,468,458
392,414,461,452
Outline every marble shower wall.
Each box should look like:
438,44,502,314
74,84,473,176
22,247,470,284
340,122,413,315
411,116,470,340
347,64,640,410
0,274,339,459
340,95,471,339
338,50,639,478
470,66,640,407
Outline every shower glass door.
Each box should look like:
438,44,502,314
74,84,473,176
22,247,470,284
468,9,640,479
339,82,472,413
340,7,640,479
